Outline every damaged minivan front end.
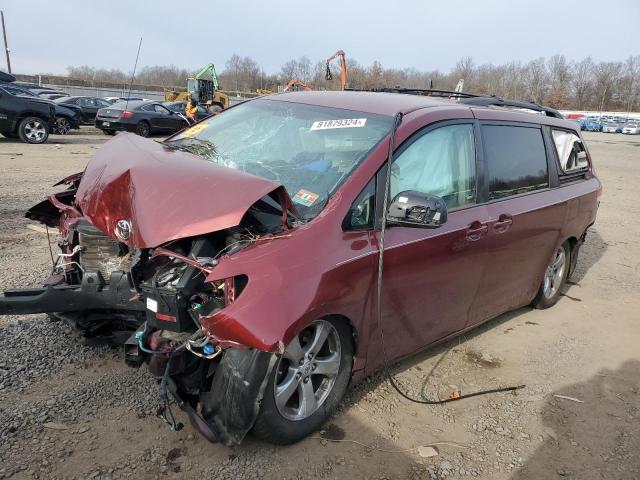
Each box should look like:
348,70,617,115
1,133,304,444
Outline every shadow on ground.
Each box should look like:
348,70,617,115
514,360,640,480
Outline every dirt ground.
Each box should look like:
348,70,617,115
0,127,638,480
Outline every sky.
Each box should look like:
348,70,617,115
1,0,639,76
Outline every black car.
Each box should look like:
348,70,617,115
55,96,112,123
163,100,211,121
95,100,189,137
0,84,55,143
0,84,81,135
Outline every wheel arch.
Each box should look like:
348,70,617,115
322,313,359,357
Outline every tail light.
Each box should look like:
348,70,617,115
120,111,134,119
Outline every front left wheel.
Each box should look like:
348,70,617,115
18,117,49,144
252,318,353,444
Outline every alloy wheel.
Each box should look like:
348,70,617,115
56,117,71,135
543,247,566,299
24,120,46,142
274,320,341,421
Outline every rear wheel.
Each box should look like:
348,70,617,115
532,243,570,309
55,116,72,135
18,117,49,144
135,121,150,137
208,104,223,114
103,129,116,136
252,317,353,444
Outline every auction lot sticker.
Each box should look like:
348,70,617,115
293,189,320,206
310,118,367,130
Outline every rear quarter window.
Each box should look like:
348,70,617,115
482,125,549,200
551,129,589,177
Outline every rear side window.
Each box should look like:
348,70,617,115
551,129,589,174
482,125,548,200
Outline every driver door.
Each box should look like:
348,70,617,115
376,122,491,361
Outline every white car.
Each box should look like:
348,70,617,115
622,123,640,134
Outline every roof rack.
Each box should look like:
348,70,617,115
346,87,480,99
347,87,564,119
459,96,563,119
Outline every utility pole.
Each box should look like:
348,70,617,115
1,11,11,73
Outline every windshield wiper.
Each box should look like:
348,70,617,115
164,138,220,160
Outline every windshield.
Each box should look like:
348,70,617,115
165,98,392,219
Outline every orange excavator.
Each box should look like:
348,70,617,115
325,50,347,91
283,78,313,92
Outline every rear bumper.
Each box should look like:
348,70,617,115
0,270,144,316
95,118,136,132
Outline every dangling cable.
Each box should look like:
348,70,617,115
375,112,524,404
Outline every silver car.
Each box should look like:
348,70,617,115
622,122,640,134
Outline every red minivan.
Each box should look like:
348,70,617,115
0,90,600,445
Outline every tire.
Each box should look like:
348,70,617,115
532,242,570,309
103,129,116,136
55,116,72,135
135,121,150,137
252,317,353,444
18,116,49,144
208,104,223,114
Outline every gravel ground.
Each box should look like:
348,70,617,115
0,128,638,480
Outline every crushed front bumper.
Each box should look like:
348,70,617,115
0,270,144,316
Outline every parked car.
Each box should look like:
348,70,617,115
94,100,189,136
163,100,211,121
602,122,620,133
0,91,600,444
580,117,603,131
0,83,81,134
0,84,55,143
622,122,640,134
54,96,113,123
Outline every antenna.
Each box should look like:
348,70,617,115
125,36,143,112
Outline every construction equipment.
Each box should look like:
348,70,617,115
325,50,347,91
164,63,229,112
283,79,313,92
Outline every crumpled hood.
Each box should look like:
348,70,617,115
75,132,282,248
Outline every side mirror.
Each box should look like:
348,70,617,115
386,190,447,228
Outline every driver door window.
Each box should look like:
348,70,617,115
391,124,477,210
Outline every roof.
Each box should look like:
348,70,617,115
263,91,576,129
268,90,460,116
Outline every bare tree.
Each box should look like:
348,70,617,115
593,61,623,114
523,58,549,103
545,55,572,108
571,57,595,110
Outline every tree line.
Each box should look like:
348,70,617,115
67,53,640,112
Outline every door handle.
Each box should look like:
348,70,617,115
493,214,513,234
466,221,488,242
